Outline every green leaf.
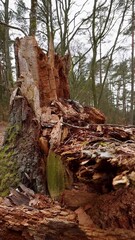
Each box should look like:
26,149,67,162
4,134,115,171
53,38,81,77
47,151,65,200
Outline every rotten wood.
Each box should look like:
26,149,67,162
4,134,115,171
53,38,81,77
1,204,135,240
1,185,135,240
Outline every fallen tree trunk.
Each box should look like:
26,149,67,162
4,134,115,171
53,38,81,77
1,204,135,240
1,185,135,240
1,184,135,240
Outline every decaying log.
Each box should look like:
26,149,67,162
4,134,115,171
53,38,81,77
0,185,135,240
1,205,135,240
1,204,135,240
1,36,135,239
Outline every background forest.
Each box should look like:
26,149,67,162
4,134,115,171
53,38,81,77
0,0,134,124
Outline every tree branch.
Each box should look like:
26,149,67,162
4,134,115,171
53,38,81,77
0,21,27,36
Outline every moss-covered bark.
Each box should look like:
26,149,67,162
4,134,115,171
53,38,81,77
0,124,20,196
0,96,46,196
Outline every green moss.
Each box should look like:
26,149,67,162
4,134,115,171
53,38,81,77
0,123,20,197
0,146,19,196
0,189,10,197
5,124,21,143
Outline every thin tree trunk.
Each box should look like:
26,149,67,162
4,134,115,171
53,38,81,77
130,0,135,124
29,0,37,36
4,0,13,89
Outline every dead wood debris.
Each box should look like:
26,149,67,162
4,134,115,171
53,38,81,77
40,99,135,193
36,99,135,235
2,99,135,239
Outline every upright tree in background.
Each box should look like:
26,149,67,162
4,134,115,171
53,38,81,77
15,0,28,35
69,51,91,105
55,0,71,55
0,0,13,120
3,0,13,89
38,0,54,50
87,0,129,108
130,0,135,124
110,60,131,123
29,0,37,36
38,0,91,55
121,0,135,123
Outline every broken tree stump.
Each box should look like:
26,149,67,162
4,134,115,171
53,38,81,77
0,36,105,197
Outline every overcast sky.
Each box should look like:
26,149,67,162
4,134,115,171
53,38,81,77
8,0,132,64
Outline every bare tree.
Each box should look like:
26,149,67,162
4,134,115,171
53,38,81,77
87,0,129,108
3,0,13,88
130,0,135,124
38,0,91,55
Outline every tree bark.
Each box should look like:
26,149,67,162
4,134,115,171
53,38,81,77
0,201,135,240
4,0,13,88
29,0,37,36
